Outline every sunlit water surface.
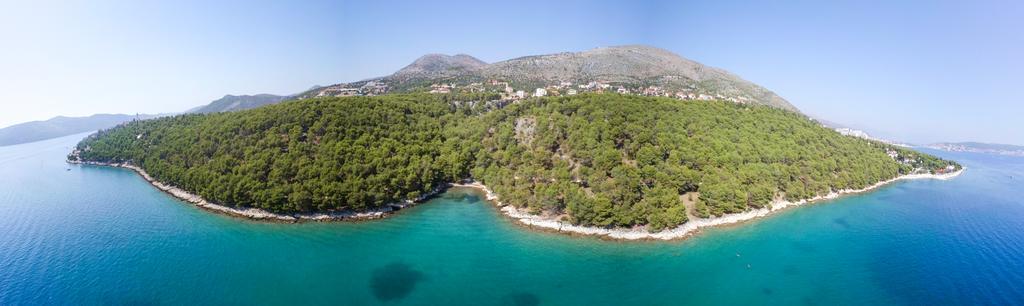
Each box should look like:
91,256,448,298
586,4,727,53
2,134,1023,305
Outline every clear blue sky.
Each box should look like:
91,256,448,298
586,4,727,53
1,0,1021,145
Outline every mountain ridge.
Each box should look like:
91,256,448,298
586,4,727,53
189,94,289,114
306,45,798,112
393,53,488,78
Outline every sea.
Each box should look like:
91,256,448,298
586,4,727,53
1,133,1022,305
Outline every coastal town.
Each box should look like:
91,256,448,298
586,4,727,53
311,78,760,105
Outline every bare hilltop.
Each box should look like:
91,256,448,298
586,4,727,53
304,45,799,112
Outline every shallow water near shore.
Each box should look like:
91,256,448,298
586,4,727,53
2,134,1024,305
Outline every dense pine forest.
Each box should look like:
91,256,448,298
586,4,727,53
71,93,959,230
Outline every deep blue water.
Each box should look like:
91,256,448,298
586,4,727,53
1,133,1023,305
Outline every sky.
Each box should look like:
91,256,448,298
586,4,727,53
1,0,1021,145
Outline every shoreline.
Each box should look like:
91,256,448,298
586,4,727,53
69,160,446,222
72,159,964,240
455,169,965,240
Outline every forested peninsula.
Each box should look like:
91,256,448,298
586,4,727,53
69,93,961,235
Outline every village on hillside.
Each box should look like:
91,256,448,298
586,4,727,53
309,78,760,105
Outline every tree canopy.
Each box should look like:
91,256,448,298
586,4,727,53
71,93,959,230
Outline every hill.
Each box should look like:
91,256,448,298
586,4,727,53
0,114,155,147
303,45,798,112
69,93,957,230
189,94,289,114
392,53,487,80
5,46,799,147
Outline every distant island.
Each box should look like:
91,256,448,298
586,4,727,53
66,46,963,240
0,114,157,147
926,142,1024,157
0,94,293,147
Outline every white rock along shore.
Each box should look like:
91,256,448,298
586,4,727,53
72,159,963,239
454,168,965,240
69,160,444,222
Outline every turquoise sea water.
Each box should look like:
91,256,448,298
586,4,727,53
2,133,1023,305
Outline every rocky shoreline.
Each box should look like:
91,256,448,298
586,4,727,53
69,160,445,222
73,159,964,240
456,169,965,240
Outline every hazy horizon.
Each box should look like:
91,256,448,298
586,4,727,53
2,0,1022,146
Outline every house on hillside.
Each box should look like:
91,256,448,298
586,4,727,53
361,81,388,95
338,88,360,96
643,86,663,96
429,83,453,94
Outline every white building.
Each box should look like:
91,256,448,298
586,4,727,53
515,90,527,99
534,88,547,97
567,89,578,95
